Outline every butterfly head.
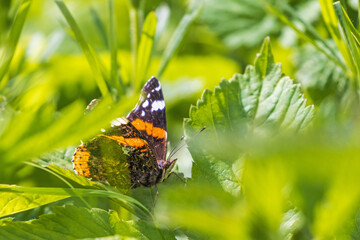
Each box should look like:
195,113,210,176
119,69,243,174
157,159,177,182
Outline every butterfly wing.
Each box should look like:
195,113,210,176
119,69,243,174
73,118,162,188
127,77,167,162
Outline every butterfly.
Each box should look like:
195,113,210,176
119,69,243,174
72,77,176,189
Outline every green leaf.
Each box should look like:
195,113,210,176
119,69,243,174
201,0,280,49
33,148,75,170
185,38,313,135
0,206,173,240
0,206,114,239
157,4,203,78
295,44,348,105
0,185,68,218
135,11,157,91
46,164,105,189
0,0,31,85
0,184,152,219
184,38,314,187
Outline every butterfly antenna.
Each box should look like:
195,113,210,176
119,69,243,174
167,136,185,161
168,126,206,160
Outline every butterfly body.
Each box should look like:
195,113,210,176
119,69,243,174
72,77,176,189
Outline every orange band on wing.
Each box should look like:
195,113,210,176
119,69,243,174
131,118,146,130
103,135,146,148
131,118,166,139
73,145,91,177
152,126,166,139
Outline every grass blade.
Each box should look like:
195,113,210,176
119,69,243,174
358,0,360,30
157,4,203,78
134,11,157,91
0,94,138,167
334,2,360,81
0,0,31,86
90,8,108,49
276,2,340,62
54,0,111,99
267,4,347,72
319,0,355,77
108,0,123,94
129,6,138,88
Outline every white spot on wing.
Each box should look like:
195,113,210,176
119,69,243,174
142,100,149,108
101,128,106,132
151,100,165,111
147,93,151,98
141,110,145,116
154,85,161,91
111,117,128,126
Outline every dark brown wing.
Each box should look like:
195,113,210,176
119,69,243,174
127,77,167,162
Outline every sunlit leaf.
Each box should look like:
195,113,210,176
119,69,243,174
185,37,313,134
0,185,67,218
0,184,151,219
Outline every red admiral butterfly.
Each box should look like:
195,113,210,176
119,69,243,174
72,77,176,189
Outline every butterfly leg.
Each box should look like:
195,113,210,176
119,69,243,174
125,182,139,195
150,184,159,212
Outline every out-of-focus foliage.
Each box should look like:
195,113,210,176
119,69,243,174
1,0,360,239
200,0,321,49
157,130,360,239
295,44,348,105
